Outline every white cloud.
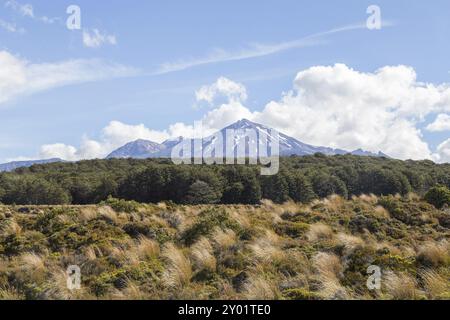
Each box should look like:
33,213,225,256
155,24,374,75
39,143,78,161
28,64,450,163
38,121,179,161
249,64,450,161
433,139,450,163
426,113,450,132
0,18,24,33
83,29,117,48
102,121,169,147
5,0,33,17
196,77,247,105
0,50,138,105
5,0,59,24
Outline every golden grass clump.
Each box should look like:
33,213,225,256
384,272,419,300
190,237,216,272
417,241,449,267
78,206,98,222
336,233,364,252
161,243,192,289
307,223,334,242
98,206,120,224
211,227,237,250
19,252,45,272
373,205,390,219
136,236,160,261
420,270,449,299
0,218,22,237
312,252,348,299
243,275,280,300
358,194,379,204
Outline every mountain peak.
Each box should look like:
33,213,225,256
226,118,265,130
107,139,164,159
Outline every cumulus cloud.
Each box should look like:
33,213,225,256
0,50,138,105
433,139,450,163
426,113,450,132
29,65,450,163
251,64,450,161
37,121,196,161
83,29,117,48
196,77,247,105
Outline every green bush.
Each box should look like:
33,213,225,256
100,196,140,213
182,209,241,245
282,288,320,300
424,185,450,209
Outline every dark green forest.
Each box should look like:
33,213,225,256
1,154,450,205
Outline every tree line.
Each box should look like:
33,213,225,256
0,154,449,205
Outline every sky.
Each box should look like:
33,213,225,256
0,0,450,163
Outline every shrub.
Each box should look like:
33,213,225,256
182,209,241,245
100,197,140,213
282,288,320,300
424,186,450,209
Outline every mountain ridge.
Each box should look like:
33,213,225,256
106,119,389,160
0,158,63,172
0,119,390,171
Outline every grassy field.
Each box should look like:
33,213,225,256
0,194,449,300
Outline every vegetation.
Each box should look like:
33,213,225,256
424,185,450,209
0,194,449,300
0,155,449,205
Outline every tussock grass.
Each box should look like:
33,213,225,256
417,241,449,267
307,223,334,242
161,243,192,289
0,195,448,300
190,237,216,272
384,272,419,300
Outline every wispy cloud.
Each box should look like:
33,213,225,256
155,22,391,75
83,29,117,48
5,0,61,25
0,50,139,106
0,18,24,33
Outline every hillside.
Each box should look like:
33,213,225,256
0,196,448,300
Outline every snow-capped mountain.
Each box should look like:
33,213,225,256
106,139,166,159
106,119,388,159
0,158,62,172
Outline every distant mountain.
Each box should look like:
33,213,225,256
106,139,166,159
0,158,62,172
107,119,388,160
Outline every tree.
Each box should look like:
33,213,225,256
424,185,450,209
288,174,316,203
261,173,289,204
311,172,348,199
222,182,245,204
359,169,411,196
94,176,118,203
4,177,70,205
185,180,220,204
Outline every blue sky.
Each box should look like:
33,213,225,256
0,0,450,162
